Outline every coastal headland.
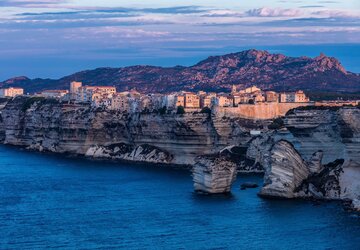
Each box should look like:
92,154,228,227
0,96,359,210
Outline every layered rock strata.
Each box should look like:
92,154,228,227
0,97,359,175
259,140,360,211
259,140,312,198
85,143,173,164
0,96,264,165
192,154,237,194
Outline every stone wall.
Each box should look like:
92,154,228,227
214,102,314,120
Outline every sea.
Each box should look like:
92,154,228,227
0,145,359,249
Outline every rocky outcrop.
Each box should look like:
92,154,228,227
283,107,360,164
85,143,173,164
246,134,274,170
192,145,262,194
259,139,360,211
307,151,324,174
192,155,237,194
259,140,311,198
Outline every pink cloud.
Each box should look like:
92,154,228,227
246,7,304,17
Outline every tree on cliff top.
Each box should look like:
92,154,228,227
268,118,285,130
177,106,185,114
200,107,211,114
158,106,167,115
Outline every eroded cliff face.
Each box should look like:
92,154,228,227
282,108,360,164
193,154,237,194
259,140,360,211
0,97,359,204
0,97,264,165
259,140,311,198
245,107,360,168
0,97,359,171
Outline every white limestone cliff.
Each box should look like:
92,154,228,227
259,140,310,198
192,155,237,194
259,139,360,211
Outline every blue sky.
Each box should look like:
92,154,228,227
0,0,359,80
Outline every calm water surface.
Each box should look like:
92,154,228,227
0,145,359,249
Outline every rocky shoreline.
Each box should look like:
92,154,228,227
0,96,359,211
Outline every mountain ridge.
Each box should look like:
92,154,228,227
1,49,359,93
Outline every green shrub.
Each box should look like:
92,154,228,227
21,97,45,112
176,106,185,115
268,117,285,130
158,106,167,115
200,107,211,114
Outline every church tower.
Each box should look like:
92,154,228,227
231,85,237,94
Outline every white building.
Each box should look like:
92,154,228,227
0,87,24,97
280,92,295,103
240,86,261,94
76,86,116,102
40,90,69,98
163,94,176,109
70,81,82,99
215,95,233,107
111,93,129,111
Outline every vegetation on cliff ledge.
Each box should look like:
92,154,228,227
21,97,60,112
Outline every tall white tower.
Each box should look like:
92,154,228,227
70,81,82,94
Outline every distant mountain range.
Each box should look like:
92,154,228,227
1,49,359,94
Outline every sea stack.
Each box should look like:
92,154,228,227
259,140,310,198
192,155,237,194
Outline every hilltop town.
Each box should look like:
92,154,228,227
1,82,359,120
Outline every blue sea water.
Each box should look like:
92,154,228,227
0,145,359,249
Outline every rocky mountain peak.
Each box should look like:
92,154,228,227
0,49,358,93
4,76,30,84
243,49,270,60
313,53,347,74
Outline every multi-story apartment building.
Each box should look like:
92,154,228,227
76,86,116,102
280,92,295,103
265,91,279,102
111,93,129,111
163,94,176,109
0,87,24,97
200,93,216,108
184,92,200,108
70,81,82,93
294,90,309,102
280,91,309,103
240,86,261,94
175,95,185,107
216,95,233,107
140,95,153,111
40,90,69,98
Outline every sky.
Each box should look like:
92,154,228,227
0,0,359,80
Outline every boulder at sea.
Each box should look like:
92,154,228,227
192,155,237,194
240,182,259,190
